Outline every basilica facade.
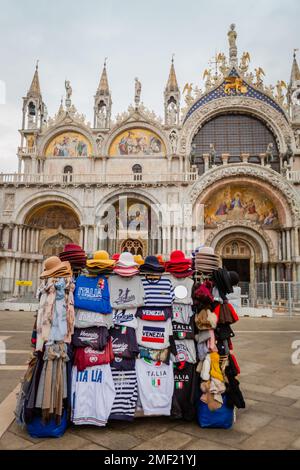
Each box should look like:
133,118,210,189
1,25,300,295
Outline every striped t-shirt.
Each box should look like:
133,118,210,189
109,368,138,421
141,276,175,306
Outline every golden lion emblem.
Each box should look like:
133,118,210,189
224,77,248,95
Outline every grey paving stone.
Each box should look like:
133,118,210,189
173,422,249,446
275,385,300,399
123,417,173,440
233,410,274,434
243,390,297,407
76,443,108,450
237,425,297,450
132,430,193,450
241,382,277,395
291,437,300,449
181,439,237,450
0,431,34,450
292,400,300,409
8,420,42,444
250,400,300,419
71,429,142,450
268,416,300,435
26,433,91,450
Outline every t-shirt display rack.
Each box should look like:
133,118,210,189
15,247,245,439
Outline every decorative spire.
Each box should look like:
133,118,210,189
165,54,179,92
290,49,300,85
27,60,41,97
58,97,64,116
228,24,238,67
97,58,110,95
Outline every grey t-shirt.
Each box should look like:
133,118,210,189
169,276,194,305
108,276,145,309
171,339,197,364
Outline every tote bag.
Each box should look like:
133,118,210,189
27,410,68,438
197,394,234,429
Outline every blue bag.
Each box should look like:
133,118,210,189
27,410,68,438
74,275,112,314
197,394,234,429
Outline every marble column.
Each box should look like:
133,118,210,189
18,225,23,252
297,264,300,283
8,224,14,250
162,227,167,256
13,259,21,295
294,227,299,257
286,229,292,261
203,154,209,172
282,230,286,260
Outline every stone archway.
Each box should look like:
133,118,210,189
25,202,80,256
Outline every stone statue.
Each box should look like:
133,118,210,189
98,105,106,128
134,77,142,108
209,143,217,168
189,142,196,164
294,129,300,148
228,24,237,49
65,80,72,100
167,102,177,125
282,138,294,166
265,143,274,165
276,80,287,104
239,52,250,73
169,130,178,154
254,68,265,87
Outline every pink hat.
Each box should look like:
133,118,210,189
113,266,139,277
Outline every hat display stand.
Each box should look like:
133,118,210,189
16,246,245,439
192,247,245,428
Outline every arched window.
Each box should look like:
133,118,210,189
28,102,36,116
63,165,73,182
132,164,142,181
191,113,280,174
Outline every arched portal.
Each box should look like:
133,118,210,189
25,202,80,256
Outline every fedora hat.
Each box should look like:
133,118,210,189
116,252,138,268
140,255,165,273
86,250,115,268
40,256,72,278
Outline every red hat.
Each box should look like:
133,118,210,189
112,253,120,261
63,243,84,253
169,250,191,264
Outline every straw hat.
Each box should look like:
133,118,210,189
40,256,72,278
134,254,144,265
86,250,115,268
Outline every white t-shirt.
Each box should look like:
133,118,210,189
136,318,173,350
108,276,145,309
71,365,116,427
75,310,113,329
112,308,138,329
169,275,194,305
136,358,174,416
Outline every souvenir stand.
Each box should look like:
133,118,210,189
15,245,245,438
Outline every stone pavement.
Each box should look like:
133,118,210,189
1,311,300,450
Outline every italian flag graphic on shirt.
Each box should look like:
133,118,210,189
175,381,184,389
152,378,161,387
177,332,186,339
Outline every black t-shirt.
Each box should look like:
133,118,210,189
72,327,110,350
110,325,139,359
172,317,195,340
110,357,136,371
171,362,198,421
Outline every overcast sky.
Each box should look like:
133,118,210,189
0,0,299,172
